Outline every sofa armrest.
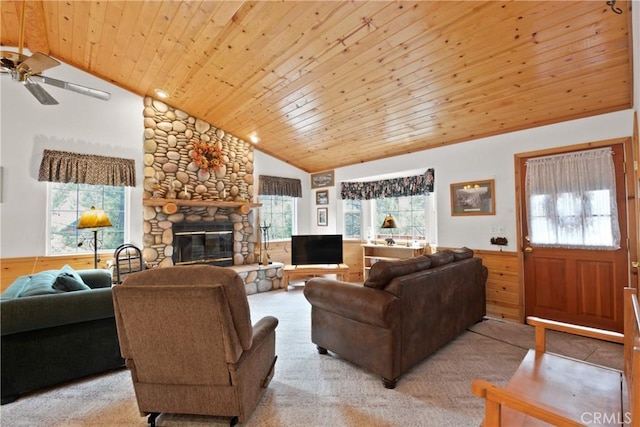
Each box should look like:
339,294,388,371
1,287,115,335
79,269,113,288
232,315,279,368
303,278,399,328
251,315,279,345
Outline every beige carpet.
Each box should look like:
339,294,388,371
1,284,622,427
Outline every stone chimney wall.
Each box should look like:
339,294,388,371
141,96,257,267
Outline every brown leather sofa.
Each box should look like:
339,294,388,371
303,247,487,389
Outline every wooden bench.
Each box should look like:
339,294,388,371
471,287,639,426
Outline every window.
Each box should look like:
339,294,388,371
259,195,295,240
528,190,617,248
525,147,620,249
49,183,126,255
374,195,428,242
343,199,361,238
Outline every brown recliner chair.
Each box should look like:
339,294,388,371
112,265,278,426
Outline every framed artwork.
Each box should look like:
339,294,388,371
316,190,329,205
450,179,495,216
311,170,334,189
317,207,328,226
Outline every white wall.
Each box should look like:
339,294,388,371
0,55,144,258
0,54,311,259
331,110,634,251
252,151,311,235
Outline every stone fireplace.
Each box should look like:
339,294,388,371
141,96,259,268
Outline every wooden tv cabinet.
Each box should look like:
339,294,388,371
282,264,349,291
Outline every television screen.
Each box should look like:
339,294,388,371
291,234,343,265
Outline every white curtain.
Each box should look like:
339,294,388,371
525,147,620,250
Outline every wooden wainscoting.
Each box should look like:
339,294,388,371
261,240,291,266
343,240,364,282
1,254,100,292
438,247,522,323
473,250,522,323
2,246,523,323
265,239,364,283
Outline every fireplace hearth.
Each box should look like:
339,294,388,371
172,221,234,267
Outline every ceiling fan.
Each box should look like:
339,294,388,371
1,50,111,105
0,4,110,105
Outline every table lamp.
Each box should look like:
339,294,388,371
77,206,112,268
381,214,398,246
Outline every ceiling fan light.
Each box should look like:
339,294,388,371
154,88,169,99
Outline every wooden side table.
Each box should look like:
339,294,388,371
282,264,349,291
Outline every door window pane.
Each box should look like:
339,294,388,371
525,148,620,249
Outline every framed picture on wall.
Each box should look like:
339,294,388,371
450,179,495,216
317,208,328,226
316,190,329,205
311,170,334,188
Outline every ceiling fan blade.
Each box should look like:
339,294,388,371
30,75,111,101
17,52,60,76
24,77,59,105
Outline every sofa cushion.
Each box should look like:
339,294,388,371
54,265,91,292
427,250,455,267
18,270,65,297
15,266,91,297
364,256,432,289
451,246,474,260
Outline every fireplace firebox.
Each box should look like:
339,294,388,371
172,221,234,267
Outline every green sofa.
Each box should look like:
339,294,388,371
1,267,125,404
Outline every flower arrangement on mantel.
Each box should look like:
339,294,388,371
191,141,224,172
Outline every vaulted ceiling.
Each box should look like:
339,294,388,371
0,1,633,173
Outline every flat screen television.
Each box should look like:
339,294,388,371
291,234,343,265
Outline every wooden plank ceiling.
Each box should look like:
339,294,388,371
0,1,632,173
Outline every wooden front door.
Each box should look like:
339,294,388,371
520,143,629,333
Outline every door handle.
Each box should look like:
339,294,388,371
524,247,533,253
633,261,639,269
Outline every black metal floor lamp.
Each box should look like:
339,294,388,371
77,206,112,269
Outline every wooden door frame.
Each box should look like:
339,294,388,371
514,137,638,323
634,113,640,288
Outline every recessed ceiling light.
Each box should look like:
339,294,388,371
249,134,260,144
154,88,169,99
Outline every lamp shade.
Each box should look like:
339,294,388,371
381,214,398,229
77,206,112,229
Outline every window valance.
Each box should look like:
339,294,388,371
258,175,302,197
341,169,434,200
38,149,136,187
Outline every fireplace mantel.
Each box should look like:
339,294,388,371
143,198,261,214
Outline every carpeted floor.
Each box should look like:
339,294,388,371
0,285,623,427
